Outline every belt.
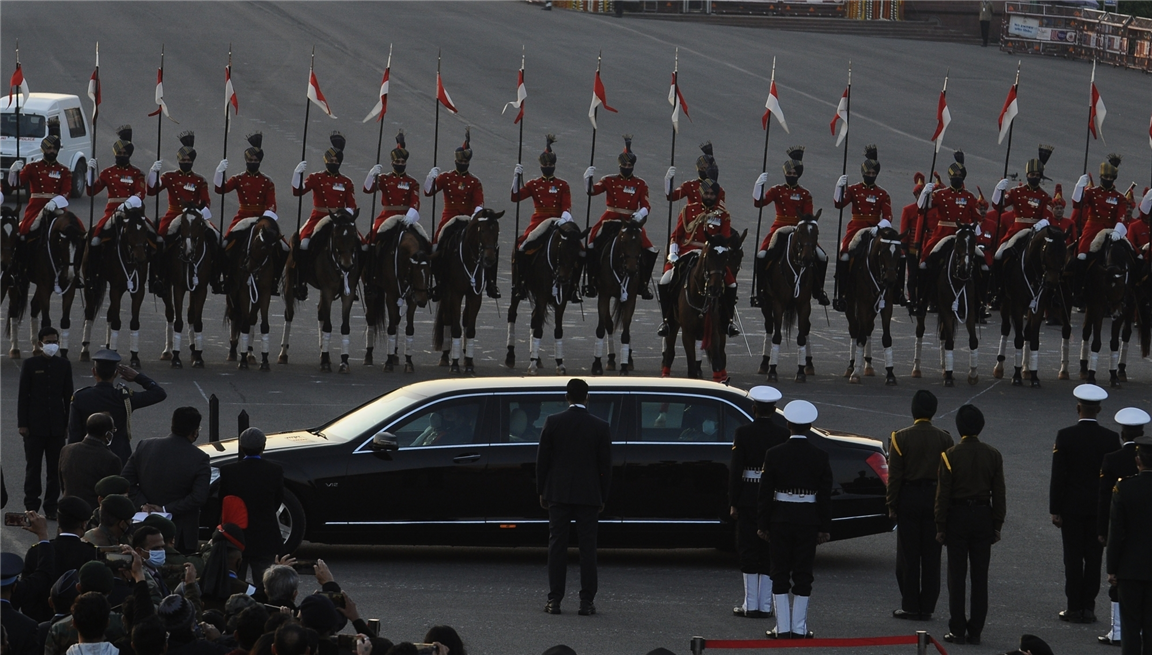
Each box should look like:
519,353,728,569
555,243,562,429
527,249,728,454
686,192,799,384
951,498,990,507
775,215,798,221
312,207,345,213
1014,217,1039,224
379,205,407,212
937,221,957,228
30,192,55,199
106,197,127,204
774,491,816,503
850,215,877,222
742,469,762,482
606,207,636,215
904,479,937,487
239,204,264,213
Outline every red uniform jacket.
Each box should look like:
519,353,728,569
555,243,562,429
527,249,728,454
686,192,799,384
1076,186,1129,255
755,184,812,252
426,170,483,243
17,159,72,234
88,165,146,233
997,184,1053,246
149,170,212,235
293,171,358,239
668,203,734,284
216,171,277,232
513,176,571,243
588,175,652,248
921,185,981,260
834,183,892,253
668,178,726,205
1127,216,1149,258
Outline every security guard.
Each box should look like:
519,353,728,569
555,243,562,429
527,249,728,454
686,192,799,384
935,404,1006,646
728,385,787,619
757,400,833,640
1051,384,1121,624
888,390,953,620
753,147,829,306
1106,434,1152,655
666,141,725,206
1098,407,1149,646
65,349,167,464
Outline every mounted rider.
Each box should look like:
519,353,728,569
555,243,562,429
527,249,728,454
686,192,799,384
147,131,218,294
753,147,830,306
289,132,358,301
1128,187,1151,260
916,152,982,267
658,178,736,338
510,134,574,301
666,141,726,206
216,132,281,294
1070,154,1129,307
583,135,657,300
989,145,1055,306
424,128,496,299
363,129,422,293
86,126,146,243
833,145,894,309
8,132,72,237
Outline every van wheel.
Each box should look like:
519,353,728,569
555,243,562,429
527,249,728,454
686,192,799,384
71,159,85,198
277,488,307,553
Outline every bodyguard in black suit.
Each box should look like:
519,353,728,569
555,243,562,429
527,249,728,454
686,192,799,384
1106,436,1152,655
728,385,787,619
17,327,73,517
536,378,612,617
1,552,41,655
1098,408,1148,646
757,400,833,640
18,498,98,623
218,427,285,590
67,350,167,465
1051,384,1121,624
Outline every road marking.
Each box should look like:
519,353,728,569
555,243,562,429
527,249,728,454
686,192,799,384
193,381,209,403
940,379,1003,416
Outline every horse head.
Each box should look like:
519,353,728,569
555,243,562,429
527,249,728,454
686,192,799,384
791,209,822,268
326,208,361,272
245,217,281,275
0,205,18,271
949,224,978,282
402,228,432,308
1030,224,1067,286
1101,237,1135,311
47,210,85,291
116,206,155,266
177,204,209,261
550,221,584,289
701,234,732,301
614,218,646,276
726,229,748,277
872,226,904,288
469,208,503,269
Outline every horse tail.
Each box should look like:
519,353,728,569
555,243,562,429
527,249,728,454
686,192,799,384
609,297,621,334
88,278,107,321
432,300,446,352
8,280,29,325
782,304,796,339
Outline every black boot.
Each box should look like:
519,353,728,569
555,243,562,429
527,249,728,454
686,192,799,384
486,263,501,299
583,247,599,298
656,283,672,337
894,257,908,306
724,286,740,337
639,249,657,300
813,256,831,306
510,250,526,300
831,258,847,312
1070,256,1087,309
292,242,309,301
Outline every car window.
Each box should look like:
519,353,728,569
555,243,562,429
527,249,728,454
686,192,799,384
636,396,724,443
724,405,752,443
64,108,86,139
390,398,483,448
498,394,616,444
1,113,46,138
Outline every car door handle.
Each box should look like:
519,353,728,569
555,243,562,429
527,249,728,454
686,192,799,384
453,453,482,463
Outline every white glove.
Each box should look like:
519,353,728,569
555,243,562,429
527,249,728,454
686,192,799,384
665,166,676,180
9,160,24,173
559,210,573,223
150,160,163,173
1113,222,1127,240
917,182,935,209
1141,188,1152,215
837,174,848,189
878,219,892,229
294,161,308,175
87,159,98,187
216,159,229,174
833,175,849,202
88,158,98,172
363,166,382,193
633,206,649,221
668,251,679,263
991,178,1009,205
404,207,420,225
200,207,212,221
1032,218,1050,231
263,210,279,221
511,164,524,193
7,160,22,187
473,206,484,218
583,166,596,181
122,196,143,211
45,195,68,212
669,242,680,256
753,172,769,201
1072,174,1090,203
292,161,308,190
514,163,524,177
664,166,677,196
370,164,383,177
424,167,440,195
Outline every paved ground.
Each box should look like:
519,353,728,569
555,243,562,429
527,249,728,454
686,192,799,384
3,3,1152,654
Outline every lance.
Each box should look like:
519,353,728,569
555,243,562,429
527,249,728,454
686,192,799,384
832,63,852,305
582,51,603,293
915,72,948,259
88,42,99,232
295,47,315,237
514,47,525,240
153,45,165,228
992,61,1021,258
1082,57,1097,176
369,44,393,221
666,48,679,244
750,56,778,307
431,50,442,222
14,40,22,222
220,46,232,221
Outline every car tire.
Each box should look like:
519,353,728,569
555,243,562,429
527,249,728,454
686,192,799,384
71,159,85,198
278,487,307,553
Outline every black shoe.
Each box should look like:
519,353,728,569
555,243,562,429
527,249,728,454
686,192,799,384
943,633,965,645
918,613,933,621
766,630,790,640
1060,609,1083,623
544,600,561,615
1098,635,1121,646
789,632,814,639
967,633,981,646
639,286,653,300
1084,610,1098,623
815,289,831,306
583,284,598,299
578,602,595,616
726,321,740,338
657,321,669,337
892,610,919,620
487,283,501,299
733,607,769,618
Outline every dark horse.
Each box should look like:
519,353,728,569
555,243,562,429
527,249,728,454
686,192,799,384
280,209,362,373
160,207,218,369
757,211,822,383
661,231,745,381
80,206,156,367
992,224,1067,387
225,215,286,371
1077,230,1139,386
589,217,646,376
432,209,503,375
505,219,585,375
2,206,30,358
842,225,903,385
911,223,980,387
364,219,431,373
25,207,85,359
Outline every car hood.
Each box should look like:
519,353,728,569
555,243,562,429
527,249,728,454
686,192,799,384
201,430,331,463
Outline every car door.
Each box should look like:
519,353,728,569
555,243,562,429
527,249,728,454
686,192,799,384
347,394,491,524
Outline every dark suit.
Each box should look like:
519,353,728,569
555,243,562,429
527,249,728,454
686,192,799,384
122,434,211,552
1099,442,1139,539
18,535,98,622
729,417,789,575
58,436,123,510
758,435,833,597
218,456,284,586
2,599,40,655
1051,419,1121,614
536,404,612,604
67,374,167,464
1107,470,1152,655
18,354,73,514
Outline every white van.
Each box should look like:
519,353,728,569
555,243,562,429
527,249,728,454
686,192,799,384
1,93,90,198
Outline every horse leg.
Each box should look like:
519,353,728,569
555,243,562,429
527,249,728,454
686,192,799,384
966,314,980,386
660,321,677,379
7,313,19,359
942,317,956,387
59,289,74,360
384,312,398,373
1059,334,1071,380
796,308,812,383
1117,317,1130,382
318,293,333,373
620,299,636,375
1108,317,1122,388
882,307,896,386
554,304,567,375
768,312,782,383
863,337,875,377
850,339,864,384
128,290,144,369
462,295,481,376
402,304,416,374
167,290,182,369
505,296,519,369
528,312,543,376
258,293,272,371
843,321,856,379
911,313,924,378
337,295,353,374
592,314,606,376
993,310,1009,379
106,289,121,352
1026,315,1042,388
1079,317,1092,380
1087,317,1103,385
1011,315,1025,387
682,327,699,379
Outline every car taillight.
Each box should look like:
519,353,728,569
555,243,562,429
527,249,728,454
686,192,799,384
866,452,889,486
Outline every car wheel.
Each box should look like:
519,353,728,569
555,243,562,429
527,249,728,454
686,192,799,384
71,159,85,198
278,488,307,553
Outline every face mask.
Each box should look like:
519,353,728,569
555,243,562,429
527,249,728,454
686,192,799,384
540,167,555,178
454,163,469,174
41,343,59,357
863,175,877,186
950,177,964,190
784,175,799,187
43,152,58,163
246,162,261,174
115,156,131,167
148,549,166,566
179,162,193,173
326,163,341,175
701,420,717,434
619,167,633,178
1026,175,1041,188
392,164,406,175
1100,177,1115,190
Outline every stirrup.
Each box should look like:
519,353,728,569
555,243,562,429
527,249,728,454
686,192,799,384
815,290,831,306
832,298,847,312
487,284,501,299
726,321,740,337
639,285,654,300
657,320,669,337
583,284,598,299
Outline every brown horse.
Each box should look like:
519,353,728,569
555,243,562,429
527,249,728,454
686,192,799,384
911,223,980,387
660,231,745,381
363,220,431,373
842,225,903,385
992,224,1067,387
432,209,502,375
23,207,85,359
280,209,363,373
1077,231,1138,386
589,217,646,376
160,207,218,369
756,212,822,383
225,215,286,371
504,219,585,375
1,206,30,358
80,206,156,367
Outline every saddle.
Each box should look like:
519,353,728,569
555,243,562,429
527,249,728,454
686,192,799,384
667,251,700,294
438,215,472,249
760,226,795,266
523,219,580,257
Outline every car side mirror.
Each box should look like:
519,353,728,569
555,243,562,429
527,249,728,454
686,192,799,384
370,431,399,454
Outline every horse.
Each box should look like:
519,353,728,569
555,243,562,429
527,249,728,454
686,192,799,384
911,223,980,387
80,205,156,367
363,218,431,373
1077,230,1139,386
431,209,503,375
756,211,822,383
159,207,218,369
23,208,85,360
660,231,745,381
504,219,585,375
1,206,30,358
588,217,646,376
280,209,363,373
842,225,903,385
992,224,1067,387
225,215,286,371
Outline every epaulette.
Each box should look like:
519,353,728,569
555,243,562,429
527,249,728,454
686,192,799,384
941,452,952,472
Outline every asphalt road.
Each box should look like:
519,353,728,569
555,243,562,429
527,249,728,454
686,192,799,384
3,3,1152,654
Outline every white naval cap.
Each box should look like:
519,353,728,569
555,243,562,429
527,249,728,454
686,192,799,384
1114,407,1150,427
782,399,818,425
1073,383,1108,404
748,385,782,404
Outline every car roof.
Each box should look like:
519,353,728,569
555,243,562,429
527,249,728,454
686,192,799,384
403,376,750,397
1,93,78,114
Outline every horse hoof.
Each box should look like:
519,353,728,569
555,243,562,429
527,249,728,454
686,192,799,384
450,362,461,374
911,369,922,379
171,358,183,369
226,352,237,362
968,374,979,386
804,365,815,376
527,364,538,376
944,377,955,388
1031,378,1041,388
843,366,853,379
339,363,349,374
1118,367,1128,382
239,359,249,370
160,351,172,361
505,352,516,369
320,362,331,373
1079,371,1089,380
767,368,778,383
1058,370,1070,380
885,375,898,386
1012,376,1022,387
403,362,415,374
278,354,289,365
591,360,603,376
557,365,566,375
260,360,270,372
363,353,373,366
864,367,876,377
383,361,394,372
130,357,141,369
620,366,629,376
993,363,1004,379
79,350,90,363
849,375,861,384
465,365,475,376
606,361,616,372
660,366,671,379
757,357,770,376
795,373,806,383
439,353,451,367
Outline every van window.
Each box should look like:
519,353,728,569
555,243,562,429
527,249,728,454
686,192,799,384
1,113,46,138
64,108,86,139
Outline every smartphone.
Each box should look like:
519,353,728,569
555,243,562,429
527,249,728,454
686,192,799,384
412,645,438,655
335,635,357,651
290,559,317,571
3,512,28,527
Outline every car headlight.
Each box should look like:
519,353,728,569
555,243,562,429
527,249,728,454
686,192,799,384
210,466,220,485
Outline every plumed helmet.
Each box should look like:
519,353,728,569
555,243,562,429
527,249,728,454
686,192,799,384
176,131,196,161
695,141,715,173
783,146,804,177
390,129,408,163
1100,153,1121,177
324,131,346,164
40,134,61,151
617,134,637,166
861,144,880,176
912,171,926,196
113,125,134,157
454,127,472,164
947,162,965,181
539,134,557,166
1038,144,1054,165
244,132,264,163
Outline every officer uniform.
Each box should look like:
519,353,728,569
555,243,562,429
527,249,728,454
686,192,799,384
65,350,167,464
935,404,1006,646
216,133,278,234
1126,188,1150,259
728,386,787,619
753,154,813,250
994,184,1052,249
584,136,657,301
1075,155,1129,257
1098,407,1150,645
833,146,893,256
920,163,982,265
1052,384,1122,623
888,390,954,619
365,131,421,241
292,132,358,245
512,138,572,246
425,129,484,245
758,400,833,640
667,142,726,206
148,131,213,237
88,126,147,238
1106,434,1152,655
11,136,72,235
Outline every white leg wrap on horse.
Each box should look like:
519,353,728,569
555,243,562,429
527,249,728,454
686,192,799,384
194,331,203,351
854,345,865,376
1029,350,1038,371
1080,339,1089,361
945,350,954,372
240,333,249,354
939,343,945,368
262,333,270,354
997,334,1008,359
763,333,771,357
317,322,324,349
109,330,119,352
281,321,292,347
104,324,111,348
594,338,604,359
82,319,92,344
130,331,139,353
554,339,563,360
1015,348,1023,369
696,339,703,355
165,323,174,352
770,343,780,362
321,331,331,354
341,335,350,357
173,332,182,352
864,340,872,360
467,338,478,359
1089,351,1098,372
30,318,40,347
607,334,615,356
60,329,69,351
1118,340,1128,365
970,348,979,370
506,322,515,347
364,326,374,349
451,337,462,361
388,333,398,356
621,343,630,363
530,337,541,360
404,335,413,357
1110,351,1119,370
1060,338,1070,364
797,345,806,366
884,346,893,368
